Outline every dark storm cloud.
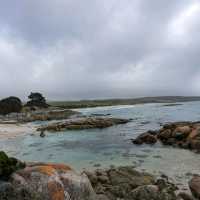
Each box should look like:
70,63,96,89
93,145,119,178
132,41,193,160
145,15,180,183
0,0,200,100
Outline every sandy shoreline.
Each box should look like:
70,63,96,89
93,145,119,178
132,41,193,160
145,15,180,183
0,123,37,139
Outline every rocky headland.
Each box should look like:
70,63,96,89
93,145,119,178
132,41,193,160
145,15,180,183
132,121,200,152
0,93,79,123
1,109,79,123
0,93,132,139
1,151,199,200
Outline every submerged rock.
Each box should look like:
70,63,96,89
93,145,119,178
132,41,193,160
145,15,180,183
132,132,157,144
40,130,46,137
90,113,111,117
162,103,183,107
132,121,200,152
37,117,131,132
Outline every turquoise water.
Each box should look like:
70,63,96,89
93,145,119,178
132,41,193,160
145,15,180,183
1,101,200,186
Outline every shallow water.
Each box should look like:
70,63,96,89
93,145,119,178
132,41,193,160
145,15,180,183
1,101,200,187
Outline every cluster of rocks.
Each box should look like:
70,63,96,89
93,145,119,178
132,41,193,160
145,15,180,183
85,166,179,200
37,117,131,132
132,121,200,152
0,109,78,123
22,109,78,123
1,151,200,200
0,155,96,199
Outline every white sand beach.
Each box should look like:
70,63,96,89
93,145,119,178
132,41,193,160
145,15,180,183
0,123,36,139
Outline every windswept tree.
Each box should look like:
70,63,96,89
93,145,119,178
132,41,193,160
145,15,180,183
26,92,49,108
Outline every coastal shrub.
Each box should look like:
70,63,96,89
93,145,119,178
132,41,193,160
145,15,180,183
0,96,22,115
26,92,49,108
0,151,25,180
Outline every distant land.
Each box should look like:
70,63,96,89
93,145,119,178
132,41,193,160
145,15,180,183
49,96,200,109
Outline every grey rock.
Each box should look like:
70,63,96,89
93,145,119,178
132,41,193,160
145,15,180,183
189,175,200,199
178,192,195,200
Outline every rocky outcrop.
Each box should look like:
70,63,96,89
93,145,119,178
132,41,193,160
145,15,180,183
23,109,78,122
0,151,96,200
0,163,182,200
37,117,131,132
0,151,198,200
0,109,79,123
132,121,200,152
132,131,158,144
0,160,96,200
0,97,22,115
85,166,178,200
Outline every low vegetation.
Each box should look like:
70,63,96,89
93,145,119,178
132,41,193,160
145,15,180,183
49,96,200,109
0,151,25,180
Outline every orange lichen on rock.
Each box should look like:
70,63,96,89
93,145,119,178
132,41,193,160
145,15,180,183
37,165,57,176
48,163,72,172
133,122,200,152
48,181,65,200
33,163,72,176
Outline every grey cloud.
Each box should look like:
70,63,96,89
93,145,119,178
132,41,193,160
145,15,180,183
0,0,199,100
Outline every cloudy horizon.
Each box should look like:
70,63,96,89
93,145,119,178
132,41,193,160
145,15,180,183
0,0,200,100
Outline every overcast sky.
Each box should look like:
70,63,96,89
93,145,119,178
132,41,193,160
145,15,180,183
0,0,200,100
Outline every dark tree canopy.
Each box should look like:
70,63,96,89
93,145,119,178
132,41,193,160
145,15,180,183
26,92,49,108
0,96,22,115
